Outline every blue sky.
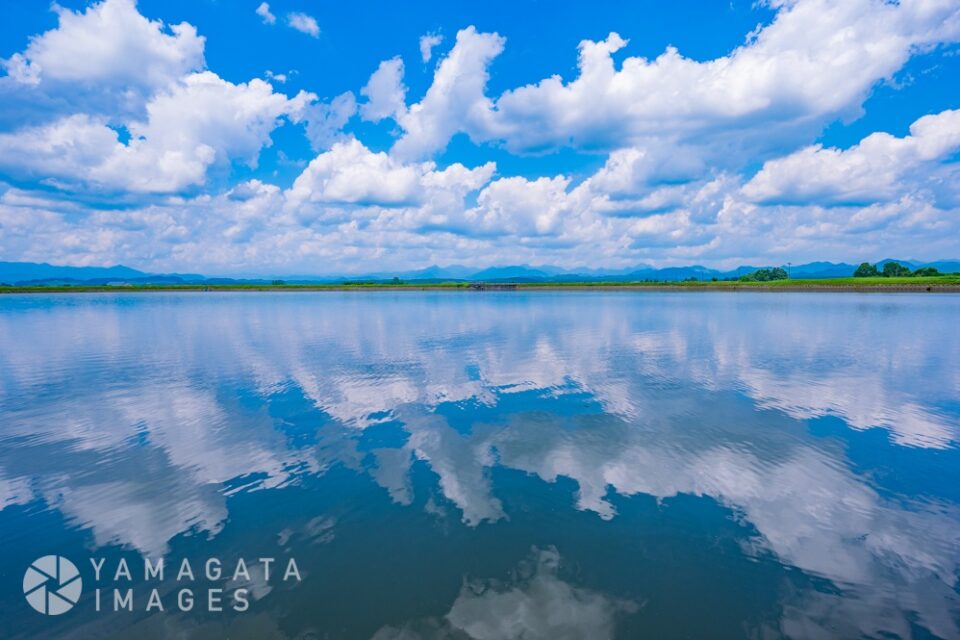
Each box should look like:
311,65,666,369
1,0,959,275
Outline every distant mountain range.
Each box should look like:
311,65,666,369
2,259,959,286
0,262,206,286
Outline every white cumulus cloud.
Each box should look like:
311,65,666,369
255,2,276,25
392,26,505,160
419,33,443,63
2,0,204,92
743,109,960,206
384,0,960,169
286,137,494,210
295,91,358,151
360,57,407,123
0,72,313,193
287,12,320,38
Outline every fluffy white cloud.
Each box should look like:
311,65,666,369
0,73,312,193
743,109,960,205
468,176,573,236
0,0,351,195
0,115,127,187
360,57,406,123
2,0,204,92
5,161,958,274
255,2,276,25
134,72,307,170
287,12,320,38
264,69,288,84
296,91,357,151
584,145,706,200
392,27,505,160
288,139,424,207
385,0,960,167
286,137,494,211
419,33,443,63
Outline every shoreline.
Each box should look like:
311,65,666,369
3,281,960,294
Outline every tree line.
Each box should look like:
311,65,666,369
853,262,940,278
732,261,945,282
738,267,789,282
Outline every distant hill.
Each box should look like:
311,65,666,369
0,262,148,283
0,262,209,286
927,261,960,273
875,259,960,273
2,259,958,286
786,262,857,279
403,264,477,280
624,265,722,281
470,266,553,280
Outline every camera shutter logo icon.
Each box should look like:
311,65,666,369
23,555,83,615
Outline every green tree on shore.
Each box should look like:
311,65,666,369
882,261,911,277
854,261,942,277
853,262,879,277
739,267,788,282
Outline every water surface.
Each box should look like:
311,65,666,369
1,291,958,639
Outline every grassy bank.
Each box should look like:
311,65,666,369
2,275,960,293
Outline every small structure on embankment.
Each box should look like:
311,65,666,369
468,283,518,291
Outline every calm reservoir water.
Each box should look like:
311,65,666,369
1,291,959,639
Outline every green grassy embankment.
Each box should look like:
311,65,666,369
2,275,959,293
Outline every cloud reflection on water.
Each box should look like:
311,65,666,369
0,292,958,638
